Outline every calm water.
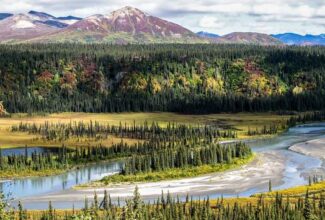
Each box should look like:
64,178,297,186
1,122,325,209
0,147,59,157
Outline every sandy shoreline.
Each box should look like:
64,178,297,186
289,137,325,160
18,152,285,206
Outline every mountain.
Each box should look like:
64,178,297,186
56,15,82,23
216,32,282,45
0,13,13,20
0,14,59,42
27,10,80,28
0,11,82,42
272,33,325,45
1,8,322,45
197,31,219,38
32,6,204,44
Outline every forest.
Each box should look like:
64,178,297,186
1,184,325,220
0,44,324,114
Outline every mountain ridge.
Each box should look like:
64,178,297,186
272,33,325,45
215,32,282,45
197,31,219,38
0,7,323,45
0,13,13,20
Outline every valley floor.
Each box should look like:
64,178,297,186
0,112,289,148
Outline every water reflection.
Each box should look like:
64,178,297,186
1,147,60,157
0,161,123,199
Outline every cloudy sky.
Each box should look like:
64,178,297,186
1,0,324,35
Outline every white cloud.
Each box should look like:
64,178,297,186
199,16,224,29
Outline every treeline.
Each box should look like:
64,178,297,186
11,121,237,142
0,145,69,172
5,187,325,220
1,44,325,114
122,143,251,175
247,124,282,136
0,139,248,175
287,111,325,127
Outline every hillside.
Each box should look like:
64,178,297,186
216,32,282,45
0,44,324,114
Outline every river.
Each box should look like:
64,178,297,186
1,122,325,210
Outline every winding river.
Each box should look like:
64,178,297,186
1,123,325,210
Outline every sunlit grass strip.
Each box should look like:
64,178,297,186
0,168,68,179
252,180,325,197
78,154,255,187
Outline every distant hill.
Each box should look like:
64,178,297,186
0,11,82,42
0,14,58,43
27,10,81,27
215,32,283,45
0,13,13,20
272,33,325,45
197,31,219,38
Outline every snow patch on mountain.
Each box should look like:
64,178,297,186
12,20,35,29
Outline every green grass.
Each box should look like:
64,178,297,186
77,154,255,188
0,167,68,179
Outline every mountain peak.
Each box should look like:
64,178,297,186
51,6,199,43
107,6,149,20
114,6,146,14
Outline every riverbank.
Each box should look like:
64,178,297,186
0,168,67,179
17,152,285,208
289,137,325,160
76,154,255,187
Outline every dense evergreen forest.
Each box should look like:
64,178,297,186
2,187,324,220
122,142,251,175
1,44,325,113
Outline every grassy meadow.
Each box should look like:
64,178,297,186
0,112,290,149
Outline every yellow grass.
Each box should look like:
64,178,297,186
253,180,325,197
0,112,290,148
